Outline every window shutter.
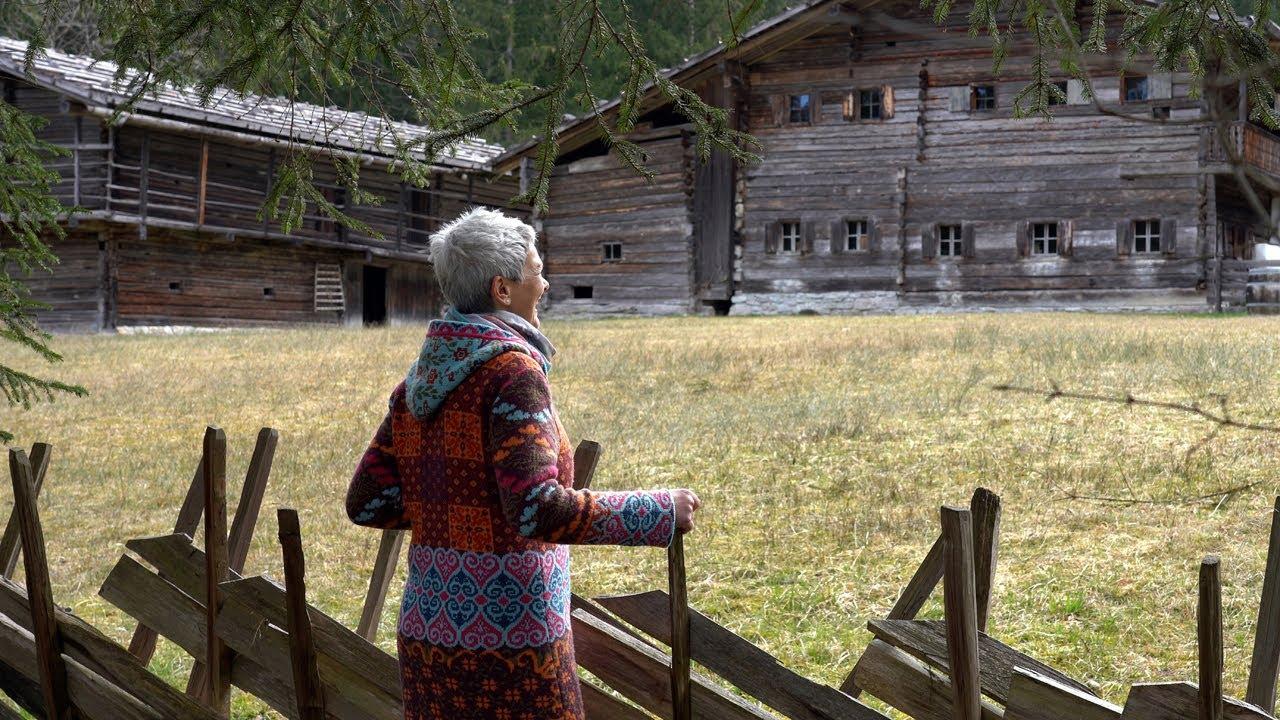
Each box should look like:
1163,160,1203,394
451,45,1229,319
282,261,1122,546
802,221,815,254
1067,79,1087,105
842,92,856,122
830,220,844,254
868,217,880,253
949,86,968,112
811,91,823,125
1058,219,1075,257
1116,220,1131,257
770,96,786,127
1151,73,1173,100
1015,221,1029,257
922,223,938,259
1162,217,1177,257
962,224,976,258
766,222,779,254
882,85,895,119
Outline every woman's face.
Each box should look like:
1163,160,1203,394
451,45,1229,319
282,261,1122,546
493,245,549,327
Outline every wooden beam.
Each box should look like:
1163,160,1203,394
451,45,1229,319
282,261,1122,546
847,640,1003,720
595,590,889,720
1201,556,1224,720
196,138,209,225
969,488,1002,632
355,529,404,643
0,443,51,578
1247,497,1280,712
8,449,71,720
277,509,326,720
1004,668,1121,720
572,440,602,490
197,427,231,715
1122,682,1273,720
580,680,654,720
72,116,82,207
128,459,204,661
941,505,982,720
669,533,692,720
139,129,149,240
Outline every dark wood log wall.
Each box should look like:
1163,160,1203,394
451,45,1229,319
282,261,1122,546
6,80,109,209
18,230,106,332
541,129,697,316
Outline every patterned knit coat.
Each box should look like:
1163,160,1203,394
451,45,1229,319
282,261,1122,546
346,311,676,720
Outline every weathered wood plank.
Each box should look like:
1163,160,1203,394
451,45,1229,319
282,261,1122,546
0,443,50,579
572,440,602,491
1247,497,1280,713
1202,556,1224,720
866,619,1096,704
1121,683,1274,720
595,590,888,720
580,680,655,720
277,509,325,720
668,533,692,720
8,449,71,720
942,505,982,720
193,427,231,713
969,487,1002,632
848,639,1003,720
570,608,774,720
1005,667,1121,720
356,529,404,643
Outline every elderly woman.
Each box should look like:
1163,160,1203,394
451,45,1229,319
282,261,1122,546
346,207,701,720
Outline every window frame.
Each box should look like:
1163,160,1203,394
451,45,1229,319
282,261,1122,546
1031,222,1060,256
845,218,870,252
1122,74,1150,103
859,88,883,121
937,224,964,258
971,85,998,111
1132,219,1162,254
779,220,803,254
602,241,624,263
788,93,813,124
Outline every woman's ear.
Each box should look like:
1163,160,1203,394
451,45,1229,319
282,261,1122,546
490,275,512,307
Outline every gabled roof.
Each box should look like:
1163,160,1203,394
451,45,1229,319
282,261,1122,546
0,36,505,171
491,0,843,173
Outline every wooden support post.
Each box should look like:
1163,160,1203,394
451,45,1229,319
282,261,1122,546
139,129,150,240
356,529,404,643
197,138,209,225
669,532,692,720
941,505,981,720
264,149,275,235
0,443,51,578
72,116,82,207
277,509,326,720
969,488,1001,633
8,449,71,720
226,428,277,571
198,427,232,715
572,440,602,491
1247,497,1280,712
1200,556,1223,720
395,183,405,251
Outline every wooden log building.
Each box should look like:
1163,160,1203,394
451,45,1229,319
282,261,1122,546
494,0,1280,316
1,37,521,331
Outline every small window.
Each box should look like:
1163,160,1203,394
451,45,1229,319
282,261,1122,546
1032,222,1059,255
572,285,594,299
789,94,811,124
1049,81,1068,106
859,89,883,120
1124,75,1149,102
1152,105,1170,120
780,221,802,254
1133,219,1161,253
262,287,275,298
845,219,869,251
972,85,997,111
602,242,623,262
938,224,963,257
168,281,182,292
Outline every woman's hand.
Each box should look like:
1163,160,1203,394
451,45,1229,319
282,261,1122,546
672,489,702,534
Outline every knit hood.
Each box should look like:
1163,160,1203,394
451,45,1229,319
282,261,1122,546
404,308,553,420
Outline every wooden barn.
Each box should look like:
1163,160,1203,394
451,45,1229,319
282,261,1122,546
2,37,522,332
494,0,1280,316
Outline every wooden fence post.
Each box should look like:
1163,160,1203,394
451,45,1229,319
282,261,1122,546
669,532,692,720
8,449,71,720
356,529,404,643
969,488,1001,633
199,427,232,715
0,443,51,578
941,505,981,720
1200,556,1223,720
1247,497,1280,712
278,508,326,720
572,441,602,491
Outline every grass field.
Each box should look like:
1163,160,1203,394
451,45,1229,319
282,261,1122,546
4,313,1280,717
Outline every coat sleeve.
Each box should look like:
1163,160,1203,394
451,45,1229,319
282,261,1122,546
346,395,410,530
489,356,675,547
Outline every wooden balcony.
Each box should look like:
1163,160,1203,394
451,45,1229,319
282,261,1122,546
1206,121,1280,180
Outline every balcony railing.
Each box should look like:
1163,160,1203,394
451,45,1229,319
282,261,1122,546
1206,121,1280,178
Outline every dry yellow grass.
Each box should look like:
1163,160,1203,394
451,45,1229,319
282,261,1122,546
3,313,1280,717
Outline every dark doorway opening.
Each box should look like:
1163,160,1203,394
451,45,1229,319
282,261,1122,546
362,265,388,325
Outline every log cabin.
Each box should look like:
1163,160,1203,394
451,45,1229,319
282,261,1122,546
494,0,1280,316
1,36,521,331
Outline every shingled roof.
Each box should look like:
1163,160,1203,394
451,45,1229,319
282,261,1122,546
0,36,505,171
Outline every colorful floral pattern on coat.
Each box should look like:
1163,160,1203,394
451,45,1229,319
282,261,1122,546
347,321,675,720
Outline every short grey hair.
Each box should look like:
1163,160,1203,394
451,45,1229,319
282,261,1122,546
428,207,535,313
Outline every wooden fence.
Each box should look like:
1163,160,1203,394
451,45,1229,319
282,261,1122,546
2,430,1280,720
